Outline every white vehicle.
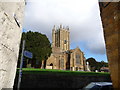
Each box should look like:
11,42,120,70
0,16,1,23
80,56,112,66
82,82,113,90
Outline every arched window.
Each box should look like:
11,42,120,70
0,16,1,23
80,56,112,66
76,54,80,64
60,59,64,68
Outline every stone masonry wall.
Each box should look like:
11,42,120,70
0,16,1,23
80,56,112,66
99,2,120,89
0,1,25,89
14,73,111,89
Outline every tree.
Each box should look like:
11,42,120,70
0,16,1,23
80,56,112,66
86,58,97,71
86,57,108,71
18,31,52,68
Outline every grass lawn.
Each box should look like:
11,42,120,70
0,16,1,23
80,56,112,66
16,68,110,76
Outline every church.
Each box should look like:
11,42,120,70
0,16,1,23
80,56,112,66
46,25,87,71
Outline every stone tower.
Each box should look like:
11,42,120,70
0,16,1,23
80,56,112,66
52,25,70,52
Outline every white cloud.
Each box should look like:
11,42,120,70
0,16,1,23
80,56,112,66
23,0,106,55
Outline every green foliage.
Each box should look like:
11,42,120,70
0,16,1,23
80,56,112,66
86,58,108,71
18,31,52,68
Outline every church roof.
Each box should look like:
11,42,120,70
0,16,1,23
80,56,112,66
68,47,83,53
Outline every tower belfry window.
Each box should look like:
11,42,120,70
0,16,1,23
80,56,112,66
64,40,67,44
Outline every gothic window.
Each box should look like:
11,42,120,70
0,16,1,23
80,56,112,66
76,54,80,64
64,40,67,44
60,59,64,68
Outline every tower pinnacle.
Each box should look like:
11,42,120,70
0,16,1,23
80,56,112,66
53,25,56,30
60,24,62,28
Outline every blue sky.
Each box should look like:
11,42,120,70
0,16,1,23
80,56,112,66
23,0,108,62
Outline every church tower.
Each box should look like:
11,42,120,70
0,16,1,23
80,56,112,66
52,25,70,52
